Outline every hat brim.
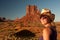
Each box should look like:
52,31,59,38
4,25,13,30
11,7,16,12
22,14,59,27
40,13,55,22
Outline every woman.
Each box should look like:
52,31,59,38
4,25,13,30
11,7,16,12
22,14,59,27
39,8,57,40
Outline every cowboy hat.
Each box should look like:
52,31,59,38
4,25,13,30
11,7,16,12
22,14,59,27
40,8,55,22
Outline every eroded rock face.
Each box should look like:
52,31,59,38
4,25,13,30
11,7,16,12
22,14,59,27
13,5,42,38
15,5,41,23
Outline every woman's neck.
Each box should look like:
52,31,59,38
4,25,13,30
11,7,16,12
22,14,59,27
44,23,52,27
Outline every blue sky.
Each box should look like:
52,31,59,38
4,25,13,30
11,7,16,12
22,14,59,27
0,0,60,22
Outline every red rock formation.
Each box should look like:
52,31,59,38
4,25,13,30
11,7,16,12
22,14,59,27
14,5,42,37
26,5,37,15
14,5,41,26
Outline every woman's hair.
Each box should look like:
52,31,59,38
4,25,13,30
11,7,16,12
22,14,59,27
51,22,56,30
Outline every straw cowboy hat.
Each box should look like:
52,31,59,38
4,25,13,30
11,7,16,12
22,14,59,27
40,8,55,22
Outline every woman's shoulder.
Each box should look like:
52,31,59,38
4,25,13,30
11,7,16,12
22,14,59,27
43,27,51,31
43,27,52,34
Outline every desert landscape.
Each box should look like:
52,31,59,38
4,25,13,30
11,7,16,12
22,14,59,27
0,5,60,40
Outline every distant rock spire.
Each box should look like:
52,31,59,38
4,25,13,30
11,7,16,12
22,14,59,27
14,5,41,23
26,5,39,15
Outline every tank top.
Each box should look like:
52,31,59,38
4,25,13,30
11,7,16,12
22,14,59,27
50,26,57,40
39,26,57,40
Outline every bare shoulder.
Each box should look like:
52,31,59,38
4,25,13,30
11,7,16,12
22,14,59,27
43,28,51,34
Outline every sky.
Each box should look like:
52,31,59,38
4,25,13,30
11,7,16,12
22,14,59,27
0,0,60,22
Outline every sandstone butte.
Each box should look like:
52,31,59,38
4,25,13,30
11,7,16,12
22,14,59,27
12,5,43,38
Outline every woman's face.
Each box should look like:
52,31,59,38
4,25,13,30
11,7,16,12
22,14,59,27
40,16,50,25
